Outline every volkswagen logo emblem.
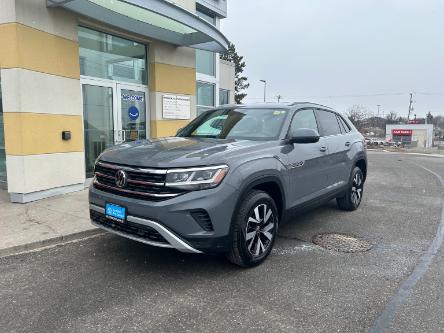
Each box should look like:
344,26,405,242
115,170,128,188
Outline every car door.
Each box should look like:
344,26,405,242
283,108,331,207
314,109,345,191
335,113,355,184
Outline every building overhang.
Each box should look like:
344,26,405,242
47,0,229,52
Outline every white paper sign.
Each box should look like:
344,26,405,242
162,95,191,120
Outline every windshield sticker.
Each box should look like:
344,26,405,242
273,110,286,115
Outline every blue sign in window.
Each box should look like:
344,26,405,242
128,106,140,121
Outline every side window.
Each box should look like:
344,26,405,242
337,115,351,133
315,110,342,136
289,109,318,134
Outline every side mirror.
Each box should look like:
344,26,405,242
289,128,320,144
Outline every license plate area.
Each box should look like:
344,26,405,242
105,203,127,223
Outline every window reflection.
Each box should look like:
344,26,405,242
79,27,148,85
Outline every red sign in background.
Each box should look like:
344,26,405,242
392,129,413,136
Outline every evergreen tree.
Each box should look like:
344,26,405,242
426,112,433,124
220,42,250,104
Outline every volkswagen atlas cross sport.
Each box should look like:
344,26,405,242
89,103,367,267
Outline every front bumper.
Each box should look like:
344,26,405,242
89,181,239,253
90,204,202,253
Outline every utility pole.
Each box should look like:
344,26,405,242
260,80,267,102
407,93,413,121
277,95,282,103
377,105,381,117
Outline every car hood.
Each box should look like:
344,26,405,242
99,137,273,168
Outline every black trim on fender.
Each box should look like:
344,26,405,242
230,175,286,237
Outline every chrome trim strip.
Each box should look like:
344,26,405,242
97,162,167,174
89,204,202,254
128,216,202,254
91,220,174,249
95,172,165,187
94,180,180,198
167,164,229,173
90,204,105,214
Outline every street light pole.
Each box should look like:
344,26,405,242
260,80,267,102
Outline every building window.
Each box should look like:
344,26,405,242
197,82,215,115
196,7,216,25
78,26,148,85
0,77,6,181
219,89,230,105
196,49,215,76
196,7,216,77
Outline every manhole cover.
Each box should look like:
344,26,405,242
312,233,372,253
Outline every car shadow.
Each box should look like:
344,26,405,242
87,200,345,275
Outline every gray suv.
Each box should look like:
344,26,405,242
89,103,367,267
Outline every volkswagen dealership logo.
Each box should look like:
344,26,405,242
115,170,128,188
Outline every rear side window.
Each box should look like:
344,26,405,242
289,109,318,134
337,115,351,133
315,110,341,136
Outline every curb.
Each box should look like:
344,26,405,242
0,228,106,258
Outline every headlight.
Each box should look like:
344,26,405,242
165,165,229,190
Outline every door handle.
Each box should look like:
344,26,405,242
345,142,351,147
320,146,328,153
122,130,126,142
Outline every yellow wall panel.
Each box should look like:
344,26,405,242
4,113,84,155
150,62,196,95
0,23,80,79
151,120,190,138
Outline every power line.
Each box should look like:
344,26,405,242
247,91,444,100
415,92,444,96
247,92,407,100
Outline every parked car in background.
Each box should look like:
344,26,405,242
89,103,367,267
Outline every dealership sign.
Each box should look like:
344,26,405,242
392,129,413,136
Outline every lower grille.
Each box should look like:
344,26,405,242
90,210,168,244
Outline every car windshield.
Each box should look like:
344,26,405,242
177,108,289,140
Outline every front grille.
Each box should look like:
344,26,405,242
93,162,184,201
191,209,214,231
90,210,168,244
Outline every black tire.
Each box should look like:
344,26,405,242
337,166,364,211
226,190,278,267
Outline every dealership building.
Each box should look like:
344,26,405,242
0,0,234,202
386,124,434,148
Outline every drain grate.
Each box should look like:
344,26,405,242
312,233,372,253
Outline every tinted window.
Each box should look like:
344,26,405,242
289,109,318,134
337,115,351,133
316,110,341,136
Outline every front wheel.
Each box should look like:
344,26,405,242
226,190,278,267
337,166,364,211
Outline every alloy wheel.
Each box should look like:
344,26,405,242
245,203,275,256
351,172,363,206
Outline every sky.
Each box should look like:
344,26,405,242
221,0,444,118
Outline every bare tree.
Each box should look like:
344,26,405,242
386,111,398,124
346,105,368,132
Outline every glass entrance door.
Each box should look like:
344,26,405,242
82,84,115,177
117,84,148,144
81,79,149,177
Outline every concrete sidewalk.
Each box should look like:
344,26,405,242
0,189,103,257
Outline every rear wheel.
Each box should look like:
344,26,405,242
226,190,278,267
337,166,364,211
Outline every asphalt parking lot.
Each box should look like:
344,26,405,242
1,151,443,333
